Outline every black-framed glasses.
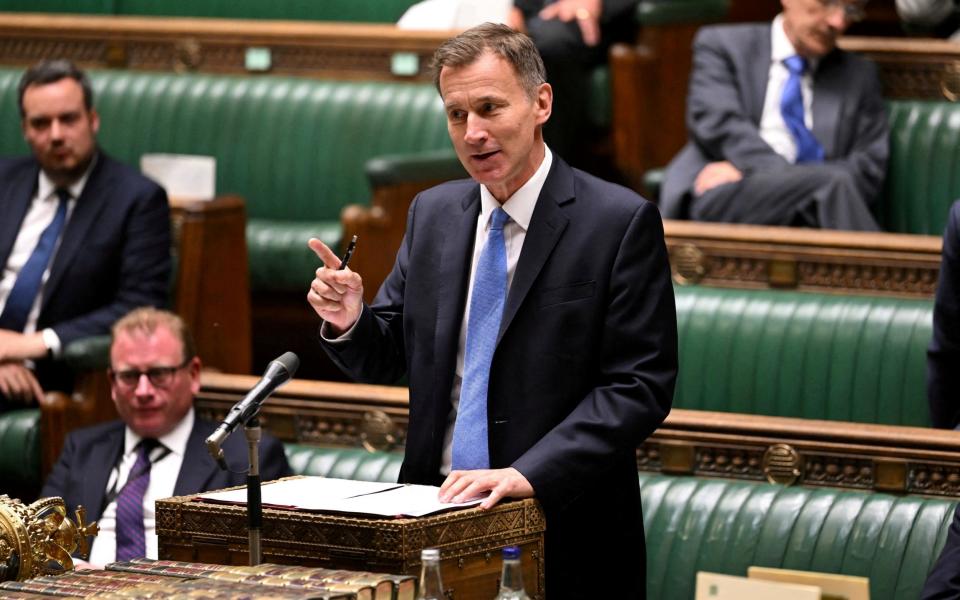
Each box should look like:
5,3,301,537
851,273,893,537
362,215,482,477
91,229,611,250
110,357,192,389
816,0,867,21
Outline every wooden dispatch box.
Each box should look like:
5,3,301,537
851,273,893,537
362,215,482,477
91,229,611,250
156,489,545,600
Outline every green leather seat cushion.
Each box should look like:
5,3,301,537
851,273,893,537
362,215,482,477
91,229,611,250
0,409,41,490
285,444,403,482
640,472,953,600
674,285,932,426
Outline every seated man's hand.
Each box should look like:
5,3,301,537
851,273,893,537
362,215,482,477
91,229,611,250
538,0,603,46
307,238,364,335
439,467,534,510
0,329,47,362
694,160,743,197
0,362,44,405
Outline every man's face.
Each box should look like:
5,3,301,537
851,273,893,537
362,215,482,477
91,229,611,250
110,326,200,439
781,0,860,58
21,77,99,186
440,51,552,202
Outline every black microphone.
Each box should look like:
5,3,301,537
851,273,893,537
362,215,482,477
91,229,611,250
205,352,299,467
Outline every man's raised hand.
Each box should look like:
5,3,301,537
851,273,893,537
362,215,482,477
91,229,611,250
307,238,364,335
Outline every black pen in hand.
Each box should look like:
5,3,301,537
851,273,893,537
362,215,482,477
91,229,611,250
338,235,358,270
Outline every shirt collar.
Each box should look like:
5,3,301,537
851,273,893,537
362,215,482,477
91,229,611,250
771,14,820,73
123,407,195,458
36,152,98,203
478,145,552,232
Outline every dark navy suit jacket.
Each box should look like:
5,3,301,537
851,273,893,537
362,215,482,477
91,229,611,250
929,200,960,429
320,156,678,598
0,151,171,391
40,415,292,525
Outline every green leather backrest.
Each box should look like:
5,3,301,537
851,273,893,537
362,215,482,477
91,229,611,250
0,68,451,223
0,1,418,22
285,444,403,482
640,472,954,600
674,285,932,426
883,100,960,235
0,408,41,491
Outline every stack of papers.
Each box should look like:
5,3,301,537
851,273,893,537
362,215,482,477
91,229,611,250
196,477,483,518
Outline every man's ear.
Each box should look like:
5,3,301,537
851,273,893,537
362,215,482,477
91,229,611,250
535,82,552,126
89,108,100,135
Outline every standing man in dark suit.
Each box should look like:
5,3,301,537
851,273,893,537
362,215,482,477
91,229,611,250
0,60,171,405
308,23,677,598
41,307,291,566
660,0,888,231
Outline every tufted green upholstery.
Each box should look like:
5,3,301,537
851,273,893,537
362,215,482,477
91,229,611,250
883,100,960,235
0,409,42,493
0,0,418,22
0,68,452,292
285,445,403,482
640,472,954,600
674,285,932,426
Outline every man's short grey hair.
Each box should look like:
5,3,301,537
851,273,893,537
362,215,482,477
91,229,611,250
431,22,547,99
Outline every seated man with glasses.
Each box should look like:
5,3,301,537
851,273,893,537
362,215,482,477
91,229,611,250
41,307,291,566
660,0,887,231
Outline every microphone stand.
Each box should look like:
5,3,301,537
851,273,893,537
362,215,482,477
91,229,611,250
244,416,263,566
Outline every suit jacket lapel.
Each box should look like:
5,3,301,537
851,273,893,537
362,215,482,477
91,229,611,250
431,187,480,406
0,163,39,266
42,154,112,308
812,51,844,159
498,158,571,345
174,419,220,496
747,27,773,125
82,425,125,522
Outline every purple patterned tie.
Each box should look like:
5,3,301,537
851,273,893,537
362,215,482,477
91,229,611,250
115,439,159,561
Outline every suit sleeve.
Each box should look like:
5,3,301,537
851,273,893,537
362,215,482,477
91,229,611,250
686,27,788,174
50,183,171,346
512,201,677,506
825,59,889,207
920,504,960,599
929,202,960,428
317,197,417,384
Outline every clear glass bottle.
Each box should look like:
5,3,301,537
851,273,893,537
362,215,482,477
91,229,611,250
417,547,445,600
494,545,531,600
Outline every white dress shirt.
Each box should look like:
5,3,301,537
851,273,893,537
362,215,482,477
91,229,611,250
0,160,95,356
87,409,193,566
439,146,554,475
759,14,819,164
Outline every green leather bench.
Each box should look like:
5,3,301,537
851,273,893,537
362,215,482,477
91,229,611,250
647,99,960,235
674,285,932,426
0,68,452,294
281,446,953,600
0,409,42,499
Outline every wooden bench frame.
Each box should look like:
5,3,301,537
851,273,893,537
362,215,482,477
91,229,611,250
194,373,960,498
0,13,453,82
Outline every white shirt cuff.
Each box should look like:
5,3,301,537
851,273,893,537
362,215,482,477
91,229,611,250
319,317,359,342
41,328,62,358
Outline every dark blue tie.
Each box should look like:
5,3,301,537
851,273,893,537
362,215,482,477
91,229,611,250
781,55,824,163
452,207,510,471
0,188,70,332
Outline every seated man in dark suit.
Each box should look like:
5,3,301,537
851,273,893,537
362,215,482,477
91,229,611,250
41,307,291,566
660,0,887,231
0,59,171,406
929,200,960,430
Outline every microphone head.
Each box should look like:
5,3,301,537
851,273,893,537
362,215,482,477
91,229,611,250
270,351,300,379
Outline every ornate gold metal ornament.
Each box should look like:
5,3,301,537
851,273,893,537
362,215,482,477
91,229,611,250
0,495,98,581
762,443,803,486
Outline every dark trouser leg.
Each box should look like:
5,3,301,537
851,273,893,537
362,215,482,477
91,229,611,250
690,164,881,231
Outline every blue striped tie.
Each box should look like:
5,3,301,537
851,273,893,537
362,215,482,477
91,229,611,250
452,207,510,471
0,188,70,332
781,55,824,163
115,439,159,561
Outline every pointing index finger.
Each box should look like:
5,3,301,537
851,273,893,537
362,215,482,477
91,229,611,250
308,237,341,269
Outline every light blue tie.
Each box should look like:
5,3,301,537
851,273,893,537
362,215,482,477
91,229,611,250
781,55,824,163
452,207,510,471
0,188,70,332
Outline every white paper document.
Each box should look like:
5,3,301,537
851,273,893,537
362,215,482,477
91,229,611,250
196,476,483,517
